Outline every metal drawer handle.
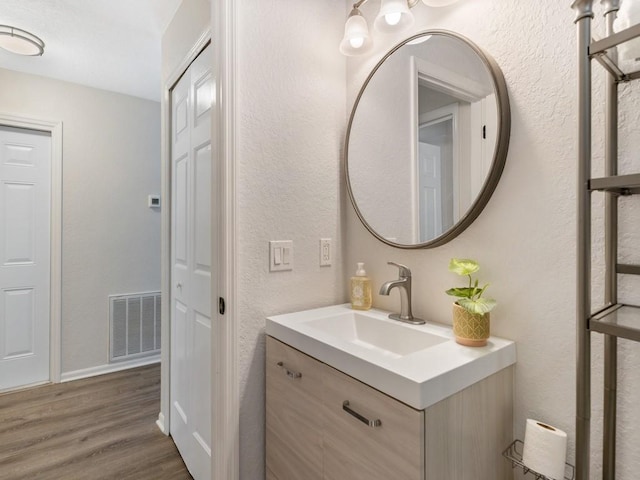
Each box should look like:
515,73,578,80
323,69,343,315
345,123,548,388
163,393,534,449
342,400,382,428
277,361,302,380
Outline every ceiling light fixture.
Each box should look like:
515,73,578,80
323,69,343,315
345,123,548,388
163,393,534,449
0,25,45,56
340,0,461,56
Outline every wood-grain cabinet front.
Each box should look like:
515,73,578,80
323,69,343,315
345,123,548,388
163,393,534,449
266,336,513,480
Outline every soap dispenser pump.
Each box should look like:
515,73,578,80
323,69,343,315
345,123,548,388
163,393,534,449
350,262,372,310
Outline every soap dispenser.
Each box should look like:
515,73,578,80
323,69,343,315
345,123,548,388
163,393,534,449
350,262,372,310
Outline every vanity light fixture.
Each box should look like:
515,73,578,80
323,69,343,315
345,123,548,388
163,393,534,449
0,25,45,56
340,0,461,56
340,6,374,56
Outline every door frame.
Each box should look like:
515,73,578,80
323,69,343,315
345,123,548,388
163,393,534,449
0,113,63,385
418,103,460,232
159,0,238,477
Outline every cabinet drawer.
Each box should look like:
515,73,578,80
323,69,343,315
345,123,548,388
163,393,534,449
266,337,324,480
322,367,424,480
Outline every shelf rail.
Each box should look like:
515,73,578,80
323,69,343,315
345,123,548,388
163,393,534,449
572,2,593,479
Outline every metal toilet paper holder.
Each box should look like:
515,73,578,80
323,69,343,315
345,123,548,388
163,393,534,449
503,439,575,480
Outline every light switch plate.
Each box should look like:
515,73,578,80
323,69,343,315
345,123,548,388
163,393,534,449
269,240,293,272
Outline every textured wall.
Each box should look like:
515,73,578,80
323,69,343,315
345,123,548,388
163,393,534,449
345,0,640,478
236,1,347,478
0,68,161,374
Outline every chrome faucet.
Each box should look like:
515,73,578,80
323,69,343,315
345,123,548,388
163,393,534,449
379,262,425,325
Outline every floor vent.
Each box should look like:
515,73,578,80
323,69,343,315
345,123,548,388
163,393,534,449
110,292,161,362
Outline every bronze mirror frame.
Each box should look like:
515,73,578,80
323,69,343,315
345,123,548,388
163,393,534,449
345,30,511,249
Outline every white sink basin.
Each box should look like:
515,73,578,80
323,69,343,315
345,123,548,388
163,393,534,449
305,312,447,358
266,304,516,410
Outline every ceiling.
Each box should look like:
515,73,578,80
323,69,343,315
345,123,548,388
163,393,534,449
0,0,183,102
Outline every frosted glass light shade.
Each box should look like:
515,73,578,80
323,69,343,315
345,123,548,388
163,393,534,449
340,10,373,56
374,0,415,34
421,0,460,6
0,25,45,56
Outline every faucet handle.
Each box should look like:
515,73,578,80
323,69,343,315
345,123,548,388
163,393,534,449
387,261,411,278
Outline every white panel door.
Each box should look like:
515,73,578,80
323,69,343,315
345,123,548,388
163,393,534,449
0,126,51,390
170,44,214,480
418,142,442,241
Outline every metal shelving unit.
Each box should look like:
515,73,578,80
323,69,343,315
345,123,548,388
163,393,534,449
572,1,640,479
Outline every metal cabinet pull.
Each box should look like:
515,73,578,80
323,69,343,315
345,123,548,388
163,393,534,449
342,400,382,428
277,361,302,380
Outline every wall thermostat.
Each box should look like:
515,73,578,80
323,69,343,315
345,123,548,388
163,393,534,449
148,195,161,208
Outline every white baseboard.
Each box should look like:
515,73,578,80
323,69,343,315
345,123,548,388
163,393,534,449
156,412,168,435
60,355,161,383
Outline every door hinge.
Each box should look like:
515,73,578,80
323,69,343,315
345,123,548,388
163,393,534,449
218,297,226,315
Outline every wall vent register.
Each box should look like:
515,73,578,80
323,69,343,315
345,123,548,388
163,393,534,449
109,292,161,362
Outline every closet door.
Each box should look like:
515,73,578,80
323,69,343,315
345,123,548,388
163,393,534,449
0,127,51,391
170,43,214,480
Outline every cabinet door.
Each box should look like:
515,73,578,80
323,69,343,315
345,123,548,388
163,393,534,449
424,367,514,480
322,367,424,480
266,337,324,480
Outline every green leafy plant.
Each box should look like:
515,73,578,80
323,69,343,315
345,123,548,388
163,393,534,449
446,258,496,315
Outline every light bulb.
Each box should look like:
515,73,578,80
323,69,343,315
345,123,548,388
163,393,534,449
384,12,402,26
349,37,365,49
374,0,414,34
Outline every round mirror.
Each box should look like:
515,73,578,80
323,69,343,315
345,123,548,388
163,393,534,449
346,30,510,248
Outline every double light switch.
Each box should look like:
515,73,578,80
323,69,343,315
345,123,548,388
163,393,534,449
270,240,293,272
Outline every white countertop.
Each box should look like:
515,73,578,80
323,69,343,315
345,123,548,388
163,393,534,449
266,304,516,410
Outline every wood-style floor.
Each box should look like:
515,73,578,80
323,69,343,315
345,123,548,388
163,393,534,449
0,364,192,480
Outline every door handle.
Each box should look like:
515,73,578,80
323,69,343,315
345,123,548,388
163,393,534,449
277,361,302,380
342,400,382,428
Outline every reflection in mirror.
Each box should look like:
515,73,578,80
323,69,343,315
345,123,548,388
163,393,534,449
346,31,509,248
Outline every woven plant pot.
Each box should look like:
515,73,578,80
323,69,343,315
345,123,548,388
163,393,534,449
452,302,490,347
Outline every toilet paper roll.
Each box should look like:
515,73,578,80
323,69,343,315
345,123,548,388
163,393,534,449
522,419,567,480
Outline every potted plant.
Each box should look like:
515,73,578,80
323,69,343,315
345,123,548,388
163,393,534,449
446,258,496,347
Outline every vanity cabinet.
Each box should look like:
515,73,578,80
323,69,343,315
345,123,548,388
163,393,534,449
266,336,514,480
